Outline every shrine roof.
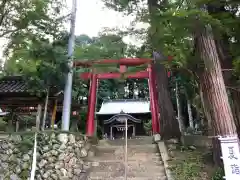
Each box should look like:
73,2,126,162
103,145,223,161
0,76,28,93
0,76,59,95
104,112,142,124
96,99,150,115
0,76,84,109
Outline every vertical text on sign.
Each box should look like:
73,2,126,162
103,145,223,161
219,136,240,180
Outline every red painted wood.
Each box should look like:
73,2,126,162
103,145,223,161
74,58,152,67
80,57,175,136
148,64,159,134
86,73,98,136
119,65,127,73
151,67,160,133
80,71,149,80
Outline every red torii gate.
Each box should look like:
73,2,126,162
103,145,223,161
75,58,162,136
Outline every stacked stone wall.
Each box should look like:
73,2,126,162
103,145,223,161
0,132,93,180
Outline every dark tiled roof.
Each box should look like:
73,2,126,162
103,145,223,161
0,76,28,93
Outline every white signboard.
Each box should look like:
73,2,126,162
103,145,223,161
219,136,240,180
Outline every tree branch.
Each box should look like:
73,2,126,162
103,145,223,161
0,28,19,38
0,0,8,26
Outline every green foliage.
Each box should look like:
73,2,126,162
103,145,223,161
233,57,240,75
75,33,127,60
17,115,37,131
2,0,68,96
211,168,224,180
20,170,29,179
0,117,7,131
16,135,34,152
143,120,152,132
103,0,136,12
101,0,240,138
4,33,68,94
0,0,67,40
73,33,148,101
170,150,205,180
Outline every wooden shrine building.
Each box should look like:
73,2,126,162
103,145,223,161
0,76,84,131
96,99,151,139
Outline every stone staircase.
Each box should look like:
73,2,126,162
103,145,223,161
87,137,167,180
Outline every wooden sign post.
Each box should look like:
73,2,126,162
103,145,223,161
219,136,240,179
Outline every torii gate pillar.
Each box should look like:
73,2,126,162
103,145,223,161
86,73,98,136
148,64,160,135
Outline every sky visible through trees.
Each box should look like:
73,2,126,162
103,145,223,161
0,0,146,60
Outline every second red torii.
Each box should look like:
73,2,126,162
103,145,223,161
78,58,151,80
80,71,149,79
77,57,161,136
75,57,172,78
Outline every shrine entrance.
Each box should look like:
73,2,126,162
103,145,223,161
75,58,164,136
100,111,142,139
111,124,134,139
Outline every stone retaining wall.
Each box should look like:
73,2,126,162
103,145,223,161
181,135,212,147
0,132,94,180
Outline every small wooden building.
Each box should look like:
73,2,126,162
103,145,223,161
0,76,84,130
96,99,151,139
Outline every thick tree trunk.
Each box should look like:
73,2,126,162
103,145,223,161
207,2,240,137
213,28,240,138
148,0,180,140
153,60,181,139
195,26,237,165
200,73,223,165
175,81,185,133
196,27,236,135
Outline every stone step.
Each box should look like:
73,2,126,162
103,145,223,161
95,144,158,154
99,137,154,146
88,139,167,180
92,154,162,162
89,169,165,176
91,159,162,163
90,161,165,172
88,171,166,179
96,143,157,149
88,177,167,180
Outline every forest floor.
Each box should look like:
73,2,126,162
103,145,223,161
167,144,224,180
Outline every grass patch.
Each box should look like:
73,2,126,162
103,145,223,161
168,145,219,180
170,150,205,180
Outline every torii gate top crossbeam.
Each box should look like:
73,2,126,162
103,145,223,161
74,58,153,67
80,71,149,80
